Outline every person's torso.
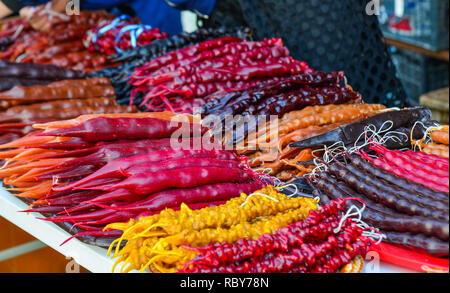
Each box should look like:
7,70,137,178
81,0,183,35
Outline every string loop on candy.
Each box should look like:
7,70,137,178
410,120,441,151
307,119,413,179
334,204,364,234
12,24,24,39
333,199,386,244
308,141,347,179
91,15,134,50
239,192,280,208
114,24,153,53
275,183,300,198
39,2,70,22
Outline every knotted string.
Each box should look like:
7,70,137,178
114,24,153,53
333,199,386,245
91,15,134,50
308,119,410,179
410,120,441,151
239,192,279,208
275,183,300,198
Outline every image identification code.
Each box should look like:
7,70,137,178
180,277,269,290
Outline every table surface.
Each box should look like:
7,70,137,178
0,185,415,274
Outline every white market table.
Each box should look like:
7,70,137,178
0,185,415,273
0,184,127,273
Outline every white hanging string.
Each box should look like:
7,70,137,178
410,120,441,151
12,24,24,39
38,2,70,22
347,120,396,154
239,192,279,208
254,167,275,185
342,75,348,86
377,107,401,112
333,204,364,234
307,119,411,180
256,171,276,186
309,141,347,179
11,7,32,40
275,183,300,198
263,171,318,198
13,2,70,43
270,177,284,188
356,220,386,245
333,201,386,244
15,52,29,63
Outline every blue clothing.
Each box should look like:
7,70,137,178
166,0,215,16
14,0,216,35
81,0,184,36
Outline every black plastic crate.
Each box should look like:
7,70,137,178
378,0,449,51
389,46,449,104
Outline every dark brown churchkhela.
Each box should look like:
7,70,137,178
0,77,115,109
0,61,87,92
201,71,361,146
312,154,449,256
201,71,347,117
382,231,449,257
327,163,448,221
0,61,86,80
0,77,53,93
315,173,449,241
290,107,432,149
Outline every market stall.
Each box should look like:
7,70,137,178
0,185,418,273
0,2,448,274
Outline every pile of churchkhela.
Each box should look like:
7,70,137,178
1,11,448,273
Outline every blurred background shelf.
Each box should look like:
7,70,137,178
387,44,449,105
378,0,449,108
420,87,449,124
378,0,449,51
383,37,449,62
